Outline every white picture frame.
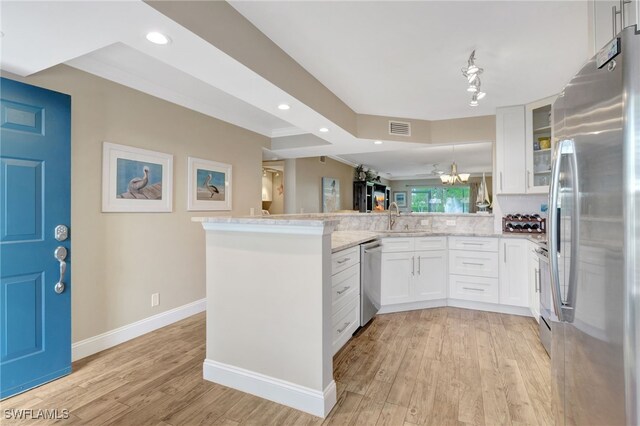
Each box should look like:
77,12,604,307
187,156,232,211
102,142,173,212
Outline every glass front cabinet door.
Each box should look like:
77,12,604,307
525,95,556,194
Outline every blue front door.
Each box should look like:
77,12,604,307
0,78,71,399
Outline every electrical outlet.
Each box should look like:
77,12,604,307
420,219,430,226
446,219,456,226
151,293,159,307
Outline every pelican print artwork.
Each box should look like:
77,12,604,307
116,159,163,200
196,168,225,201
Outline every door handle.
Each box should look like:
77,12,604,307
54,246,67,294
563,139,580,323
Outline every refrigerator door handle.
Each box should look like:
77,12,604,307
549,139,569,322
563,140,580,323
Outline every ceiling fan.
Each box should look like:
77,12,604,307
415,164,445,178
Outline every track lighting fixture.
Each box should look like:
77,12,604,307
461,50,486,106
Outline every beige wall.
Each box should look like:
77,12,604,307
2,65,268,343
295,157,354,213
356,113,496,144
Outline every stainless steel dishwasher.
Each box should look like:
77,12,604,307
360,241,382,326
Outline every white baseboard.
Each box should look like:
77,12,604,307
378,299,447,314
72,298,206,361
447,299,532,317
203,359,336,418
379,298,532,317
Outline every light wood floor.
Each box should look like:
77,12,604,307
2,307,552,425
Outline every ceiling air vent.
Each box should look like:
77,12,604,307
389,120,411,136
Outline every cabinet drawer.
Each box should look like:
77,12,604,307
332,246,359,275
332,264,360,312
414,237,447,251
381,238,415,253
449,250,499,278
449,274,499,304
332,294,360,355
448,237,498,252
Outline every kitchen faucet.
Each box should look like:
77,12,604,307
388,202,400,230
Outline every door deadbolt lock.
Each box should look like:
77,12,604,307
55,225,69,242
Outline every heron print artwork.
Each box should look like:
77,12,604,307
102,142,173,212
187,157,232,211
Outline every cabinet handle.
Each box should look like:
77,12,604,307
337,257,350,264
412,256,415,276
504,243,507,263
417,256,421,275
337,286,350,295
527,171,531,189
462,242,484,246
500,172,503,191
462,261,484,266
621,0,631,29
535,268,540,293
463,287,485,292
337,321,352,333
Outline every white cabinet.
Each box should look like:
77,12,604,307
381,252,413,305
495,106,526,194
528,242,541,322
591,0,638,54
331,247,360,355
525,96,556,194
414,250,448,301
499,238,529,307
380,237,447,307
496,98,558,195
448,237,500,304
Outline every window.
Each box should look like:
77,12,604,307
410,186,470,213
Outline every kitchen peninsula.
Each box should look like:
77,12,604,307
194,212,544,418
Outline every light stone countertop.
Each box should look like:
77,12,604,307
331,231,379,253
331,230,546,252
192,216,340,228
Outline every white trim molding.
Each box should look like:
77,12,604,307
203,359,337,418
379,298,532,317
72,298,206,361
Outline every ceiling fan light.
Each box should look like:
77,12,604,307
467,84,478,93
440,174,450,184
466,64,479,74
467,73,479,84
459,173,471,182
477,91,486,100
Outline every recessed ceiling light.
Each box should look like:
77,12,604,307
146,32,170,45
374,140,383,145
277,104,290,110
319,127,329,133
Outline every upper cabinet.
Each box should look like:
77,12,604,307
495,105,526,194
592,0,639,54
495,96,556,195
525,96,556,194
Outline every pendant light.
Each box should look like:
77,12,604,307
439,145,470,185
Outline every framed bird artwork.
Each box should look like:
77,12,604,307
187,157,232,211
102,142,173,212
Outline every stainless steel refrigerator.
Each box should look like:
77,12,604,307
549,25,639,425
